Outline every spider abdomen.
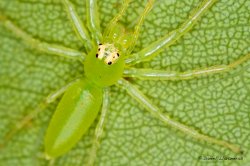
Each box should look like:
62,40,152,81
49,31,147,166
45,78,103,158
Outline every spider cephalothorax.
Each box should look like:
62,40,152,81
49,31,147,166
84,23,132,87
84,43,125,87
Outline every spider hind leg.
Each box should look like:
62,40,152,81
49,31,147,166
0,79,79,149
117,78,242,154
87,88,110,166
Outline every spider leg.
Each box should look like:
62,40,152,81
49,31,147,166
63,0,92,51
128,0,155,53
103,0,132,38
0,15,85,61
125,0,217,65
124,53,250,80
117,78,242,154
87,88,110,166
0,78,80,149
86,0,102,44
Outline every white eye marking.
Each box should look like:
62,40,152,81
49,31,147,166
105,52,119,65
96,43,119,65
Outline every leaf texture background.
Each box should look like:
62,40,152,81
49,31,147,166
0,0,249,165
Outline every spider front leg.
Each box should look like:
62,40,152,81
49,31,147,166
103,0,155,53
86,0,102,44
123,53,250,80
117,78,242,154
0,78,80,148
103,0,132,38
0,15,85,61
125,0,217,65
63,0,92,50
128,0,155,53
87,88,110,166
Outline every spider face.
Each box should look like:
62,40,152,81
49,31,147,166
96,43,120,65
84,43,125,87
84,24,131,87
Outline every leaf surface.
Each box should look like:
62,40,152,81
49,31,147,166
0,0,249,165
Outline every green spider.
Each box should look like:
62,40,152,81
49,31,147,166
0,0,249,165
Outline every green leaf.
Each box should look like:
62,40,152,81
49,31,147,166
0,0,249,165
